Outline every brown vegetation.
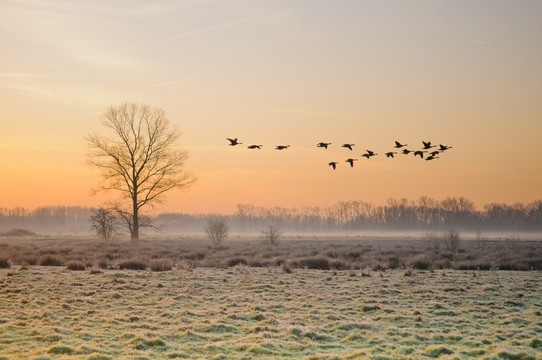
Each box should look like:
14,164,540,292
0,234,540,272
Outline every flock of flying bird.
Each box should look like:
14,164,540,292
226,138,453,170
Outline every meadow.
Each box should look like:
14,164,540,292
0,235,541,359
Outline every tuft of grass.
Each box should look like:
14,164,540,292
226,257,248,267
39,255,64,267
150,261,173,272
423,345,454,357
118,260,147,270
66,260,86,271
47,345,76,355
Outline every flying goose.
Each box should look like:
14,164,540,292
342,143,355,151
362,150,377,159
345,158,358,167
394,141,408,148
439,144,453,151
402,149,412,155
328,162,339,170
247,145,262,149
422,141,436,149
414,150,427,158
426,155,439,161
227,138,242,146
317,142,332,149
275,145,290,150
385,151,397,158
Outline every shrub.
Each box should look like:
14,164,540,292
0,229,36,237
150,261,173,272
90,207,121,241
226,257,248,267
118,260,147,270
204,217,229,247
280,263,293,274
97,258,110,269
388,256,401,269
297,257,330,270
262,225,282,246
20,256,38,266
424,232,441,252
443,230,462,253
0,258,10,269
411,257,432,270
66,261,86,271
39,255,64,267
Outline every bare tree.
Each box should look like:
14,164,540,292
204,217,229,247
262,224,282,246
87,102,196,241
443,229,462,254
89,207,120,241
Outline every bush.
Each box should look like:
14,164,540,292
204,217,229,247
150,261,172,272
226,257,248,267
39,255,64,267
388,256,401,269
66,261,86,271
0,229,36,237
118,260,147,270
90,207,121,241
0,258,10,269
443,230,462,253
411,258,432,270
262,225,282,246
297,257,331,270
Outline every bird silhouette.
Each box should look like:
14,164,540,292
429,150,440,157
402,149,412,155
422,141,436,149
317,142,332,149
439,144,453,151
362,150,377,159
385,152,397,158
247,145,262,149
227,138,242,146
275,145,290,150
414,150,427,158
426,155,439,161
342,144,355,151
345,158,358,167
394,141,408,148
328,162,338,170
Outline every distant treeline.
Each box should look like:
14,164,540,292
1,197,541,235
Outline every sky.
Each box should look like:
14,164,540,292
1,0,541,214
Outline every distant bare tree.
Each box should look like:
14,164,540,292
262,224,282,246
87,102,196,241
443,229,462,253
89,207,120,241
204,217,229,247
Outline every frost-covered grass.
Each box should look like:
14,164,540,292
1,266,541,359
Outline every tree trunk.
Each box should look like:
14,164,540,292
131,196,139,242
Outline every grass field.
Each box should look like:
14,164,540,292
1,262,541,359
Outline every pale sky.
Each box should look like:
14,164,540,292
1,0,541,213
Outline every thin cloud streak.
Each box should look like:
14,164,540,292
152,69,239,87
152,55,298,87
0,73,50,78
49,13,267,68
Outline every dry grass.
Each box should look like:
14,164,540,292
0,265,540,359
0,235,541,272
